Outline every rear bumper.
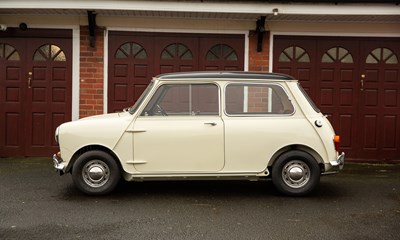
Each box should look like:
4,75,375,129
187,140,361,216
52,154,65,175
323,152,345,175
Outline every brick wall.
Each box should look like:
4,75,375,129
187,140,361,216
248,30,270,72
79,26,104,118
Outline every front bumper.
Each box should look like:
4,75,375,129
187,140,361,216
323,152,345,175
52,153,65,175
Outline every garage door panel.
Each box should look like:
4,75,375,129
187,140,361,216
383,115,397,149
320,88,333,106
114,64,128,77
339,114,353,148
134,65,148,79
364,89,378,106
340,69,354,82
31,112,46,146
340,89,353,106
114,84,128,102
321,69,334,81
363,115,378,149
384,69,398,82
6,67,21,80
5,113,20,146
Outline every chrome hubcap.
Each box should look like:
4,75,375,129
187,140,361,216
282,160,310,188
82,160,110,188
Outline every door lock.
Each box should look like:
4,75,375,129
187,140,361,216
28,72,32,88
361,74,365,91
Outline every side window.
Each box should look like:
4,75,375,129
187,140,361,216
141,84,219,116
225,83,294,115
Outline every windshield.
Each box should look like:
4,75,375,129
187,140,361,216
128,81,154,114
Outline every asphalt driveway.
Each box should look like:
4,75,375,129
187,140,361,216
0,158,399,240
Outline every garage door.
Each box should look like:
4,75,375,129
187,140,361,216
108,32,244,113
0,29,72,157
273,36,400,162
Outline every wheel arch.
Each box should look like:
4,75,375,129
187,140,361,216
267,144,325,171
66,145,122,173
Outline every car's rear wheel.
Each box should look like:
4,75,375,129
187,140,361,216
271,150,320,196
72,150,121,195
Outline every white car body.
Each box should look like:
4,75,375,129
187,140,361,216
53,72,344,196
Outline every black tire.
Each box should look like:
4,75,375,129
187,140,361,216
271,150,320,196
72,150,121,195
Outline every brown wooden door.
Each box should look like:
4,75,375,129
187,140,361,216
273,37,317,96
108,32,154,113
359,40,400,160
316,39,360,158
108,32,245,113
273,36,400,161
0,29,72,157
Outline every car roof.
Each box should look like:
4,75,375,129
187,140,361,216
155,71,295,81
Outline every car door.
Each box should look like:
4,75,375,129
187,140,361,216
133,83,224,173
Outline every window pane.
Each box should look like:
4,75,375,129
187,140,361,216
116,49,127,58
142,84,219,116
366,54,378,64
322,53,333,63
191,85,219,115
279,53,290,62
284,47,293,59
341,54,353,63
371,48,381,60
298,53,310,63
226,84,294,115
386,55,398,64
53,51,66,61
295,47,305,60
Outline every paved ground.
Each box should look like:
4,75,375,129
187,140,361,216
0,157,399,240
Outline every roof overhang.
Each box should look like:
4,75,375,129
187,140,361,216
0,0,399,23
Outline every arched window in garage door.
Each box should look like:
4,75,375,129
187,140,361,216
109,42,149,113
206,44,238,61
115,42,148,59
0,43,20,60
202,44,240,71
161,43,193,60
322,47,354,63
366,48,398,64
33,44,66,61
278,46,310,63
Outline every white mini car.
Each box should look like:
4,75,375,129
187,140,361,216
53,72,344,196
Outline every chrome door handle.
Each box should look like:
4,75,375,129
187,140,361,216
204,122,217,126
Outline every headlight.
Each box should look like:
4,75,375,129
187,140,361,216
55,126,60,143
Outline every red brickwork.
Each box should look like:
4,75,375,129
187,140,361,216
79,26,104,118
248,30,270,72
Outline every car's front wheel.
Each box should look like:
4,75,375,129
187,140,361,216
271,150,320,196
72,150,121,195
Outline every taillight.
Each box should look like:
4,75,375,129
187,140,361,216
334,135,340,152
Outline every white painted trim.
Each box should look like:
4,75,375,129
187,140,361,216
1,1,399,16
72,26,80,120
103,30,108,114
269,31,400,72
271,31,400,38
269,31,274,73
103,27,249,113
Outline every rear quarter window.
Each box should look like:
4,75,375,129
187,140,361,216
225,83,294,115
